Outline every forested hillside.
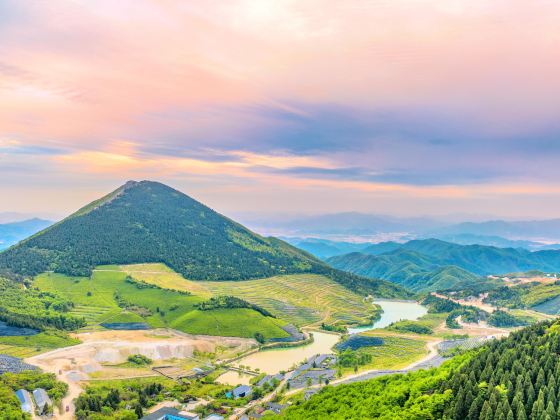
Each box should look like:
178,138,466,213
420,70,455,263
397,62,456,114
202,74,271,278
276,320,560,419
0,181,409,298
327,238,560,292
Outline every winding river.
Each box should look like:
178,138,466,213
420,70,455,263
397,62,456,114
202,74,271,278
216,300,427,384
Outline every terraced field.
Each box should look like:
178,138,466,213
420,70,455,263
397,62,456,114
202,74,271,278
118,263,212,297
116,264,378,327
200,274,378,327
34,268,289,339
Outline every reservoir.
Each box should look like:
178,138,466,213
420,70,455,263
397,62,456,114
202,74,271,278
216,300,427,384
348,300,427,334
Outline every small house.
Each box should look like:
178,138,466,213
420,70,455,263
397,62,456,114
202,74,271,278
15,389,33,414
233,384,252,399
204,415,224,420
33,388,52,415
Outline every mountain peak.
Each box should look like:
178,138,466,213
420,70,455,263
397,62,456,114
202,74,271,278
0,181,322,280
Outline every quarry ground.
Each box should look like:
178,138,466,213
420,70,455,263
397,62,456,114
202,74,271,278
25,329,255,419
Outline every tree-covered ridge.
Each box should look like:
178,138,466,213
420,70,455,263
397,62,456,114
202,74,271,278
276,320,560,419
0,277,85,331
327,238,560,292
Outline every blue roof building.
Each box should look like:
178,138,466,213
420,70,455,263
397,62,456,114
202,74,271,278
33,388,52,414
141,407,199,420
15,389,33,414
233,384,252,399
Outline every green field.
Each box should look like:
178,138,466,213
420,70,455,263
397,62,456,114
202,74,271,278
0,332,79,357
34,268,289,340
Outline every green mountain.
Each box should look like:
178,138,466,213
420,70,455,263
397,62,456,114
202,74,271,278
327,238,560,292
0,181,409,297
326,250,480,292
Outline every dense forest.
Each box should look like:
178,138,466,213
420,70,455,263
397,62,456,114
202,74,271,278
276,320,560,419
0,181,409,299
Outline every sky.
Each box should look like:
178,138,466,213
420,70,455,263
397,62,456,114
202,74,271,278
2,0,560,220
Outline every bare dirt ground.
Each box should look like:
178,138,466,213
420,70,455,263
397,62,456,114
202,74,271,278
25,329,254,419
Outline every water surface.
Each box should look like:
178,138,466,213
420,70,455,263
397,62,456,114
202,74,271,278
348,300,427,334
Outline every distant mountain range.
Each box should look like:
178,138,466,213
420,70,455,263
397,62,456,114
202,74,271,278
0,218,52,250
243,212,560,245
0,180,409,298
326,239,560,292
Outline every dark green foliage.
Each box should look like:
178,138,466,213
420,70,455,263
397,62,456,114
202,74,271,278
422,294,462,313
320,323,347,333
336,335,383,351
126,354,152,366
279,320,560,419
337,349,372,368
75,380,168,419
0,181,409,299
487,310,528,327
254,332,265,344
197,296,274,318
483,286,524,308
0,381,23,419
0,277,85,331
446,306,487,329
388,320,433,334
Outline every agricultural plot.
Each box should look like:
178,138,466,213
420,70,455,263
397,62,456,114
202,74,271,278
118,263,212,297
200,274,377,327
33,268,288,339
345,334,429,373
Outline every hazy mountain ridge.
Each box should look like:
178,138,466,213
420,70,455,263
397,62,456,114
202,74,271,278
0,218,52,250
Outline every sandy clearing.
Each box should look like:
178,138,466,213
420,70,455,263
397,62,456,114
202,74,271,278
25,329,254,419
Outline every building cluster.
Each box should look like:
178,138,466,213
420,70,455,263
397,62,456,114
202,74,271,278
15,388,52,416
141,407,224,420
288,353,337,389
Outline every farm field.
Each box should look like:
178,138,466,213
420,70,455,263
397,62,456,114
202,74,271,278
33,268,289,339
339,332,430,374
117,263,213,297
200,273,378,327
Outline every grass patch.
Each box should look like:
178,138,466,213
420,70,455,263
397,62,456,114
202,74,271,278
0,331,79,357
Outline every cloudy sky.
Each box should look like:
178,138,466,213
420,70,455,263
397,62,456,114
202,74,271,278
2,0,560,219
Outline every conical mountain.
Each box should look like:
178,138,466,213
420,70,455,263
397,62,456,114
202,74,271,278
0,180,410,297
